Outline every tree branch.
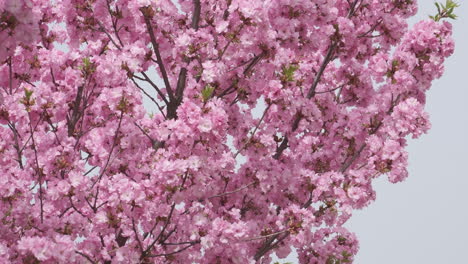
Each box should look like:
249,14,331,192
170,0,202,119
307,42,337,99
130,77,168,119
147,243,197,258
8,56,13,94
90,111,124,188
207,181,256,199
132,217,144,252
141,10,174,101
140,72,169,105
27,112,44,223
7,122,24,169
141,204,176,259
75,251,97,264
234,104,271,158
191,0,201,30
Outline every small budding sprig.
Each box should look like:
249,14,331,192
430,0,460,22
201,84,215,103
79,57,96,77
281,64,299,82
20,88,35,111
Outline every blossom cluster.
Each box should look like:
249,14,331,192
0,0,454,263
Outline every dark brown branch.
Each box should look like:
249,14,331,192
170,0,202,119
234,104,270,158
273,137,289,160
58,206,72,218
92,185,100,211
253,232,289,261
147,243,197,258
175,67,187,104
358,19,383,38
132,218,144,252
242,230,288,242
133,121,165,151
140,72,169,105
75,251,97,264
162,240,200,246
106,0,124,47
28,112,44,223
84,165,98,176
69,196,91,222
141,10,174,101
307,42,337,99
91,111,124,188
7,122,23,169
218,52,265,98
97,21,122,50
207,181,256,199
339,94,400,173
191,0,201,30
141,204,176,259
217,24,245,60
223,0,232,20
274,42,337,159
8,56,13,94
340,144,366,173
315,84,345,94
18,114,45,154
307,0,361,99
130,77,167,118
67,85,85,137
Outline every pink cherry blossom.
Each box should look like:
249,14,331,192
0,0,456,263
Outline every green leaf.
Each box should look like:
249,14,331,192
431,0,460,21
24,88,33,99
80,57,96,76
201,84,215,102
281,64,299,82
435,2,441,13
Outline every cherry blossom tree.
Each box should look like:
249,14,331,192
0,0,457,263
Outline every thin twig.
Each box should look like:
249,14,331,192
147,243,197,258
97,21,122,50
307,42,337,99
132,217,144,252
140,72,169,105
130,77,167,118
27,112,44,223
233,104,271,158
141,204,176,259
75,251,97,264
7,122,24,169
162,240,200,246
207,181,256,199
90,111,124,188
241,230,288,242
8,56,13,94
